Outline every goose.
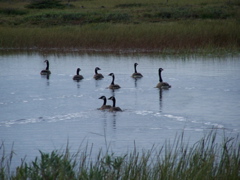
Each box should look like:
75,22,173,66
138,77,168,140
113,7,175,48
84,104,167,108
108,96,122,112
98,96,111,110
93,67,104,80
132,63,143,78
40,60,51,75
73,68,84,81
108,73,121,89
156,68,171,89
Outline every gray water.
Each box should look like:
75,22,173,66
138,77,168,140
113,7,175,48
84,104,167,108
0,51,240,168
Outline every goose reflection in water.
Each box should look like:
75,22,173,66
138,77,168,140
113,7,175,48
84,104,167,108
41,74,50,80
133,77,143,88
159,89,163,112
41,73,50,86
76,82,80,89
111,113,117,130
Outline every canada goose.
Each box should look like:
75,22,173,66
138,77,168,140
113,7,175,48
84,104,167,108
156,68,171,89
40,60,51,75
98,96,111,110
108,73,121,89
132,63,143,78
73,68,84,81
108,96,122,112
93,67,104,80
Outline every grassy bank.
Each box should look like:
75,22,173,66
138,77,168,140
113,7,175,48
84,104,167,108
0,20,239,52
1,131,240,179
0,0,240,52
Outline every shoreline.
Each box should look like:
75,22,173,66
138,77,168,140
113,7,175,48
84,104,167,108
0,47,239,56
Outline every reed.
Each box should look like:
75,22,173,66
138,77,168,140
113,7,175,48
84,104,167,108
1,131,240,179
0,0,239,52
0,20,239,52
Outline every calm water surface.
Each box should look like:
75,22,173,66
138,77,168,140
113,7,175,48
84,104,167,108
0,51,240,167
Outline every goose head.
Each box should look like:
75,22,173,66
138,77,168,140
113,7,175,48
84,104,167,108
108,96,115,101
108,73,114,77
99,96,106,100
159,68,164,72
95,67,101,71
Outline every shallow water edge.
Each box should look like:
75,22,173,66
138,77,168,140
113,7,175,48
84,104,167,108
1,47,239,56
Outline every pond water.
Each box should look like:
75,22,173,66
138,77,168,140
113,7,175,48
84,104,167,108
0,51,240,168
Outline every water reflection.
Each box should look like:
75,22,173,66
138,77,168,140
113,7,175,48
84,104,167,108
41,74,50,86
41,74,50,80
76,82,81,89
95,79,102,88
109,89,117,96
159,89,163,112
100,111,117,131
110,113,117,130
133,78,138,88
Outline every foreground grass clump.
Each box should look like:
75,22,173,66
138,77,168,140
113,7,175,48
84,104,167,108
1,131,240,179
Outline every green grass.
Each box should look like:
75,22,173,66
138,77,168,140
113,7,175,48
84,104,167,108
0,0,239,52
1,131,240,179
0,20,239,52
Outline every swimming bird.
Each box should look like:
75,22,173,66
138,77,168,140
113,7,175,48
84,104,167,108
98,96,111,110
93,67,104,80
108,73,121,89
156,68,171,89
40,60,51,75
132,63,143,78
73,68,84,81
108,96,122,112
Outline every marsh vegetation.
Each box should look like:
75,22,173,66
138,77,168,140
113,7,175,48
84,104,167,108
0,0,239,52
1,131,239,179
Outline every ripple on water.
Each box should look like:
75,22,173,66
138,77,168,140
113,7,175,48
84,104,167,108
164,114,187,122
0,112,89,127
135,110,154,116
133,110,228,132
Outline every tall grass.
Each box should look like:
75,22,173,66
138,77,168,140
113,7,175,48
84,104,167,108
0,142,15,180
1,131,240,179
0,0,239,52
0,20,239,51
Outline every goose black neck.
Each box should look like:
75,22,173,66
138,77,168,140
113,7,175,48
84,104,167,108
159,69,163,82
112,98,116,107
102,98,107,105
45,61,49,70
134,64,137,73
95,68,98,75
76,68,80,75
111,74,115,85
